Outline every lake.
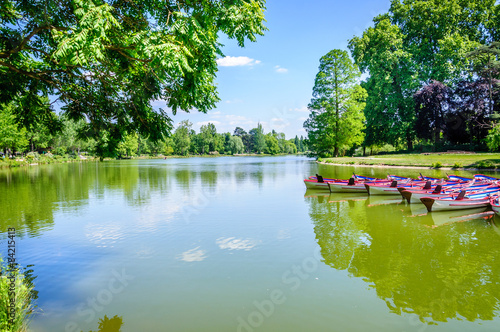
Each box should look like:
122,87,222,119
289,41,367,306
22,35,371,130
1,156,500,332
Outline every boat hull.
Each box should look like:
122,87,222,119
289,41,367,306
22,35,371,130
420,197,491,212
328,182,367,193
365,184,401,195
304,179,330,190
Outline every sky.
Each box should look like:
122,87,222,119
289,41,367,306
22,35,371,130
161,0,392,139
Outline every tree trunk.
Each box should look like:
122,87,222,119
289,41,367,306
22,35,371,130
407,135,413,151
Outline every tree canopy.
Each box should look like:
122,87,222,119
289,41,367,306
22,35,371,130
0,0,267,154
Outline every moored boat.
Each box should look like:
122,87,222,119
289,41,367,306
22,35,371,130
420,188,500,212
401,183,494,204
490,195,500,216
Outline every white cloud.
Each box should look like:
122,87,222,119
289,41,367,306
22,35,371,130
274,65,288,73
196,120,221,127
224,115,254,127
293,106,308,112
179,247,207,262
216,237,259,251
225,99,244,104
217,56,261,67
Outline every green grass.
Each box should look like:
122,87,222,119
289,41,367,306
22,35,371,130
0,258,37,332
320,153,500,169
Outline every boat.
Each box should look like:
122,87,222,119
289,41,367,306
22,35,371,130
365,178,419,195
400,183,494,204
490,195,500,216
304,173,380,190
303,178,331,190
420,188,500,212
474,174,500,182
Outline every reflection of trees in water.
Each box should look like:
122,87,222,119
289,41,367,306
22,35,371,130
87,315,123,332
0,158,299,238
306,194,500,323
0,164,95,236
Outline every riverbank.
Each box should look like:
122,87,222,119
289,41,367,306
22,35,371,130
318,153,500,170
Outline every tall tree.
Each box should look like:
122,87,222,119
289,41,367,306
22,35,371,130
304,49,366,157
0,0,267,155
349,16,417,150
250,123,266,153
173,120,192,156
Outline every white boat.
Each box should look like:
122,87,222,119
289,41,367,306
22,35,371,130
491,195,500,216
401,183,494,204
420,189,500,212
303,179,330,190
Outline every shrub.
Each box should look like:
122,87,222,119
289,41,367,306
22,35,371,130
432,161,443,168
0,257,37,332
25,152,39,162
452,162,462,169
317,157,323,162
477,160,495,169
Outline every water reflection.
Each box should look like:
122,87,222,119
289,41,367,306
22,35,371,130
0,158,301,239
306,193,500,324
87,315,123,332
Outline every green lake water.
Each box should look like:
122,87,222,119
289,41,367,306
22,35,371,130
1,156,500,331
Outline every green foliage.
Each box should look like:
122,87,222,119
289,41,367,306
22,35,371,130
0,257,37,332
251,123,266,153
0,104,28,154
453,162,463,168
226,135,244,155
349,1,498,150
304,49,366,157
117,133,139,157
432,161,443,168
173,120,192,156
0,0,267,156
477,160,495,169
486,125,500,151
264,134,280,155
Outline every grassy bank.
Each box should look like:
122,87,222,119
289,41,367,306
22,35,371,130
0,258,37,332
319,153,500,169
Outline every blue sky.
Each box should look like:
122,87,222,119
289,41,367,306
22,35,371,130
165,0,392,139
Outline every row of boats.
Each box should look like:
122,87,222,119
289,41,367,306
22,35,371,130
304,173,500,213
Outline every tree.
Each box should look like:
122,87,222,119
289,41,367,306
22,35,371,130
264,133,280,155
349,16,417,150
0,0,267,156
117,132,139,157
250,123,266,153
0,103,28,155
413,81,454,149
467,42,500,115
173,120,192,156
233,127,247,137
227,135,244,155
304,49,366,157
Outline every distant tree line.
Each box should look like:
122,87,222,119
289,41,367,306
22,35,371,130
0,105,307,158
305,0,500,157
171,121,307,156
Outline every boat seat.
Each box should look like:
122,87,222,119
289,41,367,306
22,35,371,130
423,180,431,190
390,180,397,188
455,190,466,200
316,174,324,183
432,185,442,194
348,177,355,186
